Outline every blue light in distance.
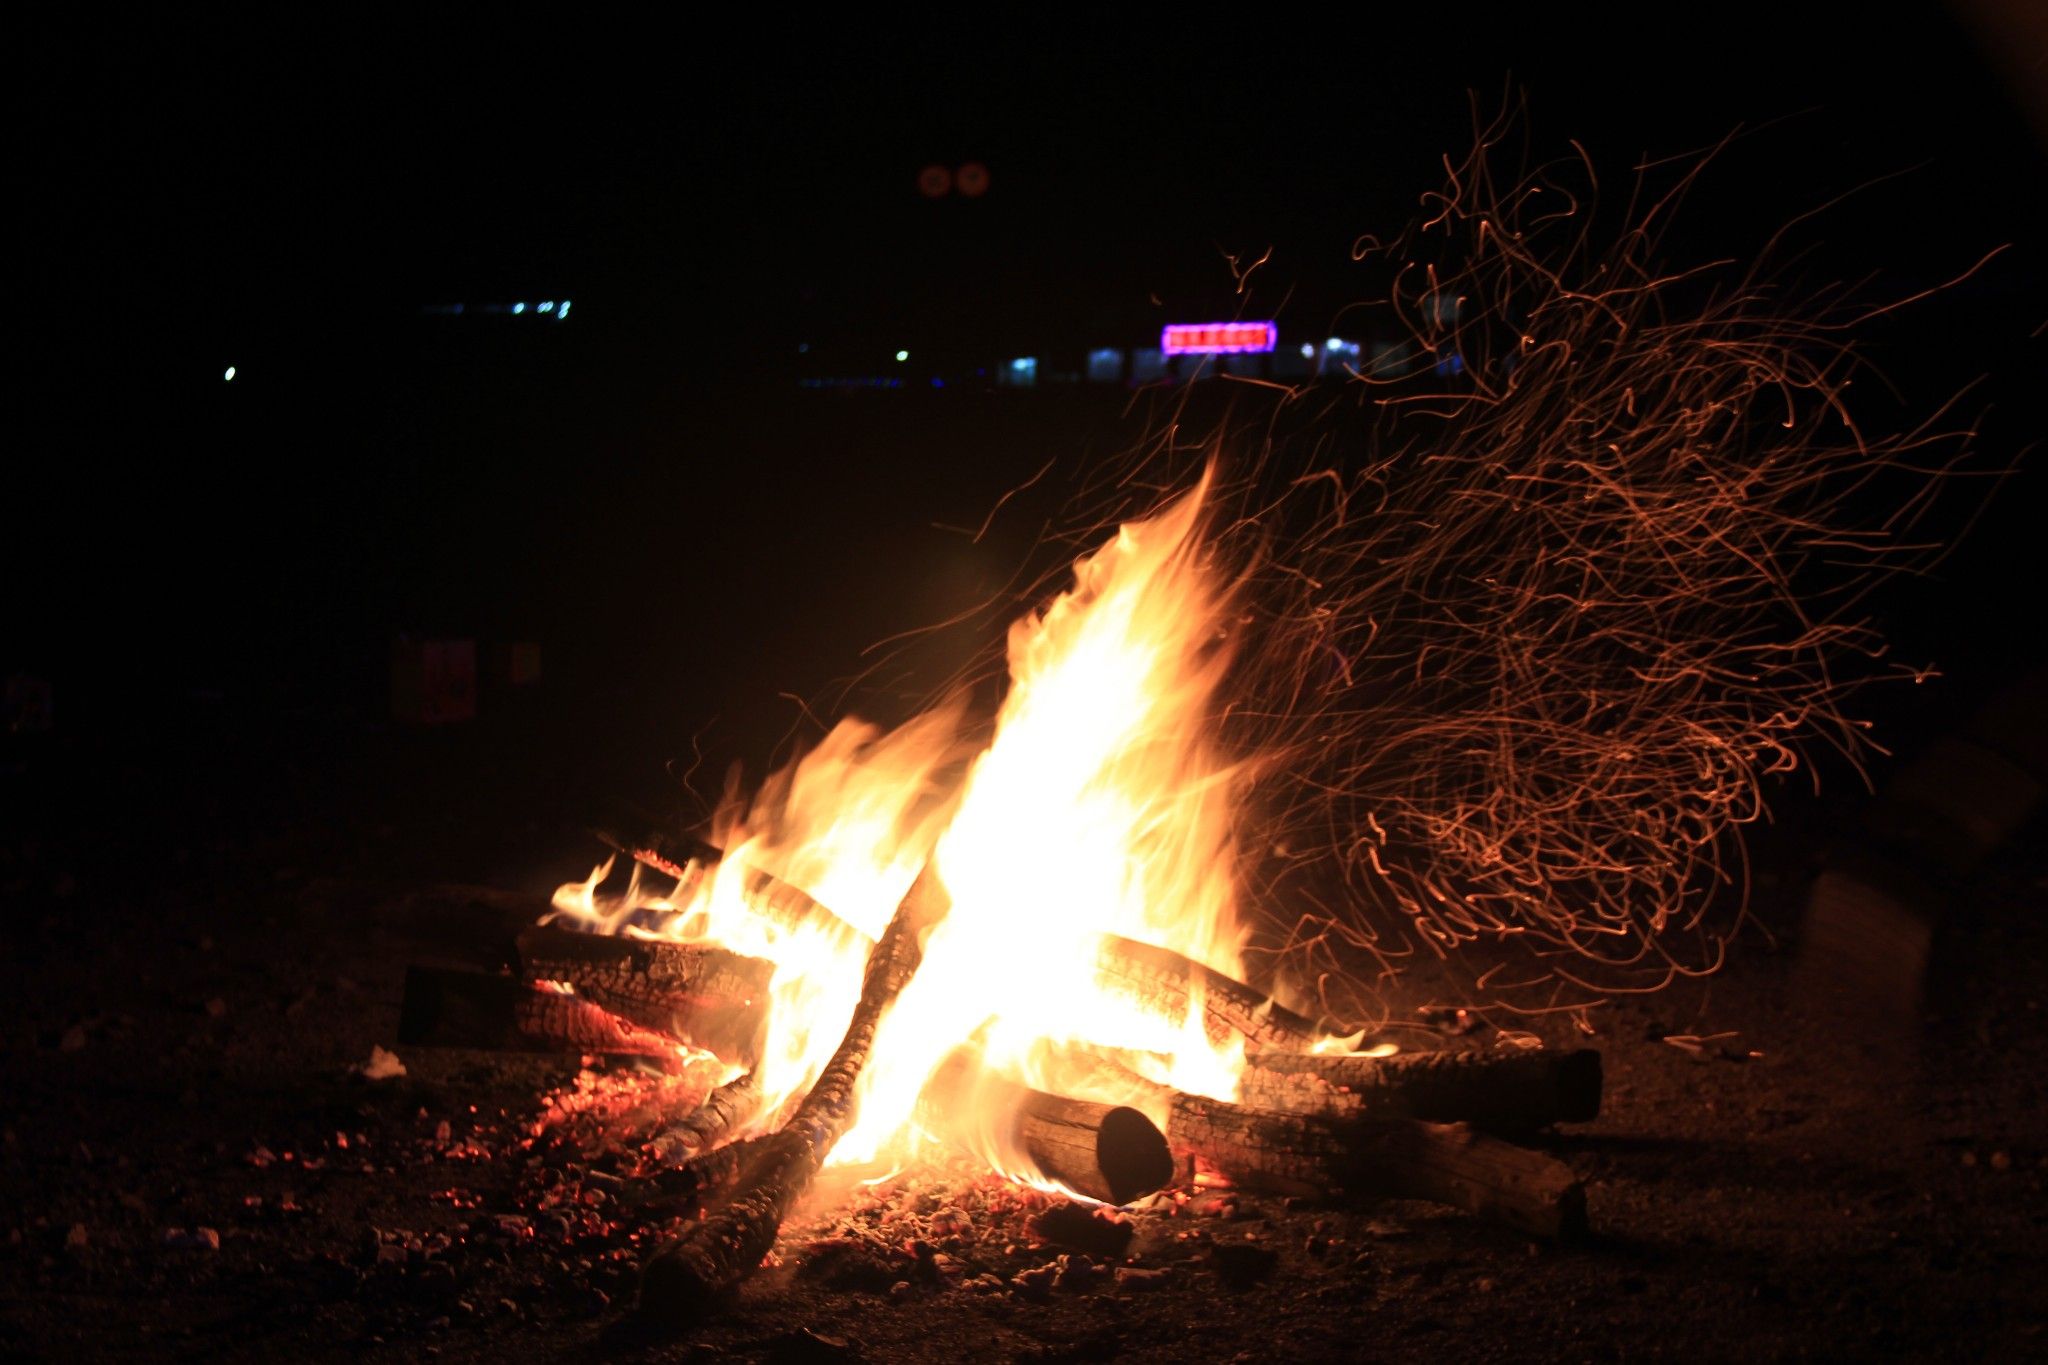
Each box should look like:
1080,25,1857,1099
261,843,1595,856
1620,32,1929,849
512,302,527,315
223,366,236,382
538,301,555,314
556,300,571,319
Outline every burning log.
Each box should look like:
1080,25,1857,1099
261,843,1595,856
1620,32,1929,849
919,1050,1174,1206
599,829,1329,1054
649,1072,762,1162
514,924,773,1063
637,868,948,1328
1239,1047,1603,1132
1091,933,1324,1053
396,967,697,1065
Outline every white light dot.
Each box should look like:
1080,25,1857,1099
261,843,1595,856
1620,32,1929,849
512,302,526,315
895,349,909,362
223,366,236,382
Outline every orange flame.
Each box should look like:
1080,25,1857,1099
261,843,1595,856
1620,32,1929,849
553,475,1255,1194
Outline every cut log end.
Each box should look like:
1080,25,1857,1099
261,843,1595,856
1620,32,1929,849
1093,1105,1176,1207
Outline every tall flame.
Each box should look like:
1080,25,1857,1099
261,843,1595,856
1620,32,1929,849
553,476,1252,1192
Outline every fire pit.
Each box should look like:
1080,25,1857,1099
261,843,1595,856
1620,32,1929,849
378,482,1613,1335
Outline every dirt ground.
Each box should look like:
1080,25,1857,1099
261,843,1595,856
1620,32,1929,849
3,708,2044,1362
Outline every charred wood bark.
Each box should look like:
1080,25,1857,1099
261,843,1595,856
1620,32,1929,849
397,967,691,1065
920,1051,1173,1206
636,868,947,1328
1239,1048,1602,1132
515,924,773,1063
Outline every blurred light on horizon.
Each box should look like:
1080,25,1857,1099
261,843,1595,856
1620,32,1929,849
223,365,236,382
1162,322,1277,355
895,349,909,362
511,302,527,314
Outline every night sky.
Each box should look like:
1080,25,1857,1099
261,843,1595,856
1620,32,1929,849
16,7,2046,767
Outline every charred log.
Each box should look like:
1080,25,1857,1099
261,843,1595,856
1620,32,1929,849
636,868,948,1328
376,885,557,966
1240,1048,1603,1132
1062,1052,1586,1239
590,824,722,885
1354,1119,1588,1241
1167,1092,1584,1238
920,1051,1173,1206
515,924,773,1063
396,967,693,1065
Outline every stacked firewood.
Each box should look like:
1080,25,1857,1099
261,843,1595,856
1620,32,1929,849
389,833,1602,1330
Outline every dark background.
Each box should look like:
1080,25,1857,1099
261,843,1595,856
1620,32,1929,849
13,5,2046,799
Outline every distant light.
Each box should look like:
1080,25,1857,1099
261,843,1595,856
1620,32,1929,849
538,301,555,314
955,162,990,198
556,300,571,319
798,343,810,354
931,377,945,388
511,302,527,315
1300,343,1315,359
895,349,909,362
1162,321,1277,355
223,366,236,382
1325,337,1342,351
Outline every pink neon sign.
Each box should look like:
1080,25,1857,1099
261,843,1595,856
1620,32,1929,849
1161,321,1278,355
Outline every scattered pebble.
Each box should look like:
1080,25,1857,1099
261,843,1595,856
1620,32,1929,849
359,1046,407,1081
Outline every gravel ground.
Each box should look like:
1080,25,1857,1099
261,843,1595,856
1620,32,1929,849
3,710,2044,1362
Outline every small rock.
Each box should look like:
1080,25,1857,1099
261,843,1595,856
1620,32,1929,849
1115,1265,1170,1290
1012,1263,1059,1303
205,997,228,1019
358,1046,406,1081
1990,1151,2012,1172
59,1024,88,1052
1024,1203,1134,1259
1054,1254,1103,1292
64,1224,88,1253
164,1227,221,1251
